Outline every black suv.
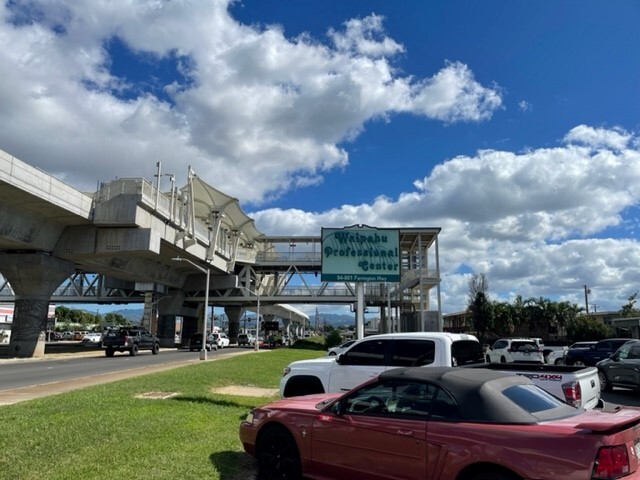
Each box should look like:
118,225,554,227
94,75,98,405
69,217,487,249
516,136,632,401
189,333,217,352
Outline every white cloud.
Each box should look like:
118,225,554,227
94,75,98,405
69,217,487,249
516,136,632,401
252,127,640,313
0,0,501,202
564,124,632,151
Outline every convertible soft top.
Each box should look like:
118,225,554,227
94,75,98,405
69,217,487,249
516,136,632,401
378,366,577,423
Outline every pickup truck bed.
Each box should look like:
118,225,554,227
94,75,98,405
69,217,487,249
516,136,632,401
465,363,601,409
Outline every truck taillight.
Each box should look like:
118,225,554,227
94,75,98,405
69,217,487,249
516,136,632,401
124,335,130,345
561,380,581,407
592,445,630,479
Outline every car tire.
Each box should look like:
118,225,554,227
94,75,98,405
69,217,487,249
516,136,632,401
598,370,612,392
130,344,139,356
554,358,563,365
500,356,507,363
105,348,114,357
256,426,302,480
470,471,519,480
573,360,586,367
151,343,160,355
485,355,491,363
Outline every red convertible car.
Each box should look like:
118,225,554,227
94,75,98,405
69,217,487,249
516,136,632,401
240,366,640,480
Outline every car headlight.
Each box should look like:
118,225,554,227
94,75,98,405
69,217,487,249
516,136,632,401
244,412,254,424
282,366,291,377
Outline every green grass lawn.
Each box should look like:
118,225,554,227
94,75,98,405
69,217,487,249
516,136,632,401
0,347,324,480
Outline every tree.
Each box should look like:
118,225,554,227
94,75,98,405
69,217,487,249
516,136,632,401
492,301,514,337
620,292,640,318
467,273,489,305
566,316,612,342
469,292,493,341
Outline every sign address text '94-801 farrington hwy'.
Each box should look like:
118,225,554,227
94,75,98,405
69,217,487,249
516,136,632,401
321,226,400,282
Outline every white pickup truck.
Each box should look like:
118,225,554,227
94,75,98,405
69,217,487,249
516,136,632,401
279,332,602,409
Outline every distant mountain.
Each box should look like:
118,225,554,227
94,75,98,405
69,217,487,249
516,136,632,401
314,313,356,328
105,308,143,324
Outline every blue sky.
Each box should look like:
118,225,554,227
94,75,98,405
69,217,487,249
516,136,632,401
1,1,639,316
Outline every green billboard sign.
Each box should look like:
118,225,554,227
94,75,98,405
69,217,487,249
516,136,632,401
321,226,400,282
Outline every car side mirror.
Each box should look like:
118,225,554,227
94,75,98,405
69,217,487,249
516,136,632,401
336,353,345,365
332,401,344,416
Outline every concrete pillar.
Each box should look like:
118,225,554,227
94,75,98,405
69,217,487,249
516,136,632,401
225,306,242,343
156,291,198,347
0,253,74,358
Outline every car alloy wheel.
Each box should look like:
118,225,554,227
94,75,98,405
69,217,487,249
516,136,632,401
256,426,302,480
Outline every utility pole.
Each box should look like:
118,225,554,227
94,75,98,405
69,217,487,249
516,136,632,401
584,285,591,314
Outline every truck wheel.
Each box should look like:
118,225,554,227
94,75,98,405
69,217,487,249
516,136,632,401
573,360,585,367
130,344,139,356
284,377,324,397
598,371,612,392
105,348,114,357
151,343,160,355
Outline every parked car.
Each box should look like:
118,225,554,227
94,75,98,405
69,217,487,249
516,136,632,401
212,332,230,349
326,339,356,356
81,332,103,344
241,366,640,480
189,332,217,352
597,339,640,392
565,338,632,366
237,333,255,347
485,337,544,364
544,346,568,365
547,341,598,365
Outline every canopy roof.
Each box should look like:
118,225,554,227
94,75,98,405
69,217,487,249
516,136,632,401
184,177,264,246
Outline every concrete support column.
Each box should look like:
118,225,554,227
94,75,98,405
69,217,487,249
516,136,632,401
156,291,196,347
225,306,242,343
0,253,74,358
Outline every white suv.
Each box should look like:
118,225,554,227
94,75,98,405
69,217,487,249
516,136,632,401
486,338,544,364
212,332,230,349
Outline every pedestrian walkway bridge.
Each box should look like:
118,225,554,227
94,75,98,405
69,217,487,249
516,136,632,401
0,148,442,356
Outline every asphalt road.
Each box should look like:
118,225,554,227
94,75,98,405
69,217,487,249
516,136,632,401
0,346,254,405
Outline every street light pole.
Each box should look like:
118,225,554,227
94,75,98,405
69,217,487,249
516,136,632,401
172,256,210,360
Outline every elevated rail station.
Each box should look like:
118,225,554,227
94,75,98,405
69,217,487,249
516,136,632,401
0,149,442,357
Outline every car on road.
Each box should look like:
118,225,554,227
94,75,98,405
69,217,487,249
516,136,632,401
485,337,544,364
565,338,632,366
189,333,217,352
102,327,160,357
237,333,255,347
212,332,230,349
241,366,640,480
326,339,356,356
597,339,640,392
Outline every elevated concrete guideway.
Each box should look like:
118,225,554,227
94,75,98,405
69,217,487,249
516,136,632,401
0,149,442,358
